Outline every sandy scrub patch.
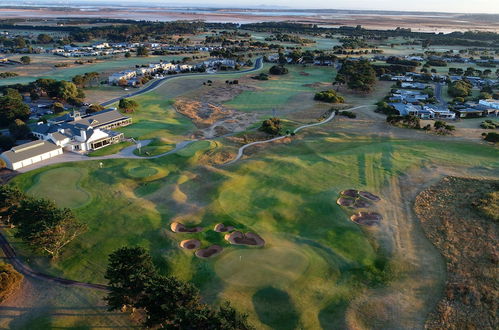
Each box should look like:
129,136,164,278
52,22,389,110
173,81,260,138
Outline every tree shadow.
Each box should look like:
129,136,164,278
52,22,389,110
252,286,299,330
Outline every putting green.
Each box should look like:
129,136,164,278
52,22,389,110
127,166,159,178
214,244,309,287
28,167,91,209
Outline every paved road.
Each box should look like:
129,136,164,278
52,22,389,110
434,82,447,106
101,57,263,107
224,105,368,165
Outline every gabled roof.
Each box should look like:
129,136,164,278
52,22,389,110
1,140,61,164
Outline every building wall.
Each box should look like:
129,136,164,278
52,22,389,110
10,148,63,170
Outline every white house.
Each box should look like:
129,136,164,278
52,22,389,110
0,140,63,170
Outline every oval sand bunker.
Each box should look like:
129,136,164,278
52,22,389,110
180,239,201,250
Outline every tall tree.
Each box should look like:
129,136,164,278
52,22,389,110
105,246,156,311
0,89,30,127
11,198,87,258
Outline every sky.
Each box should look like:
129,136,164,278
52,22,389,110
11,0,499,14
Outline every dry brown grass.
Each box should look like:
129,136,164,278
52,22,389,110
414,176,499,329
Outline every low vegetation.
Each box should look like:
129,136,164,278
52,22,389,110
415,177,498,329
105,247,253,329
314,90,345,103
0,262,23,303
259,117,282,135
269,65,288,75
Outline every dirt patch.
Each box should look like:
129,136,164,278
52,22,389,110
179,239,201,250
350,212,383,226
225,231,265,247
195,245,223,258
174,98,258,139
337,197,355,207
214,223,235,232
170,222,203,233
414,176,498,329
299,71,310,76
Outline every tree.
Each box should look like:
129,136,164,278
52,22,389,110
87,104,104,114
260,117,281,135
105,247,157,310
0,89,30,127
269,65,288,75
448,80,472,98
335,59,376,92
55,81,79,100
37,33,53,44
20,56,31,65
52,102,65,114
136,46,149,57
8,119,31,139
0,185,25,222
124,52,131,58
11,198,87,258
118,98,139,113
0,135,15,152
314,90,345,103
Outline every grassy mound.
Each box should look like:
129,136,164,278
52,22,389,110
27,167,91,208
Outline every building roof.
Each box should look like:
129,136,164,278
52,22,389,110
70,109,129,129
1,140,61,164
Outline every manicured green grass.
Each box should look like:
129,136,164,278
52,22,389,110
27,167,91,209
11,133,499,329
87,141,134,157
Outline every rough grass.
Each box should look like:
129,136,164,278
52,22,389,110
415,176,499,329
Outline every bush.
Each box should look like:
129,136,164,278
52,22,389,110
269,65,288,75
260,117,281,135
252,73,269,80
480,120,499,129
483,132,499,142
339,111,356,118
0,263,23,303
314,90,345,103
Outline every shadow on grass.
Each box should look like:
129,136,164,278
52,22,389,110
252,286,299,330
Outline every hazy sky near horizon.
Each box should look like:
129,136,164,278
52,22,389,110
20,0,499,14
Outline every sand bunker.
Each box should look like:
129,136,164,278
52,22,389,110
341,189,359,198
353,198,372,208
337,197,355,207
170,222,203,233
350,212,383,226
214,223,235,232
195,245,223,258
180,239,201,250
225,231,265,247
359,191,381,201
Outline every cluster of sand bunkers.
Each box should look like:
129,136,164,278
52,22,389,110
337,189,383,226
170,222,265,259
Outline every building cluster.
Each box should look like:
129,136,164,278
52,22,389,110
388,88,456,119
108,61,194,86
1,108,131,170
